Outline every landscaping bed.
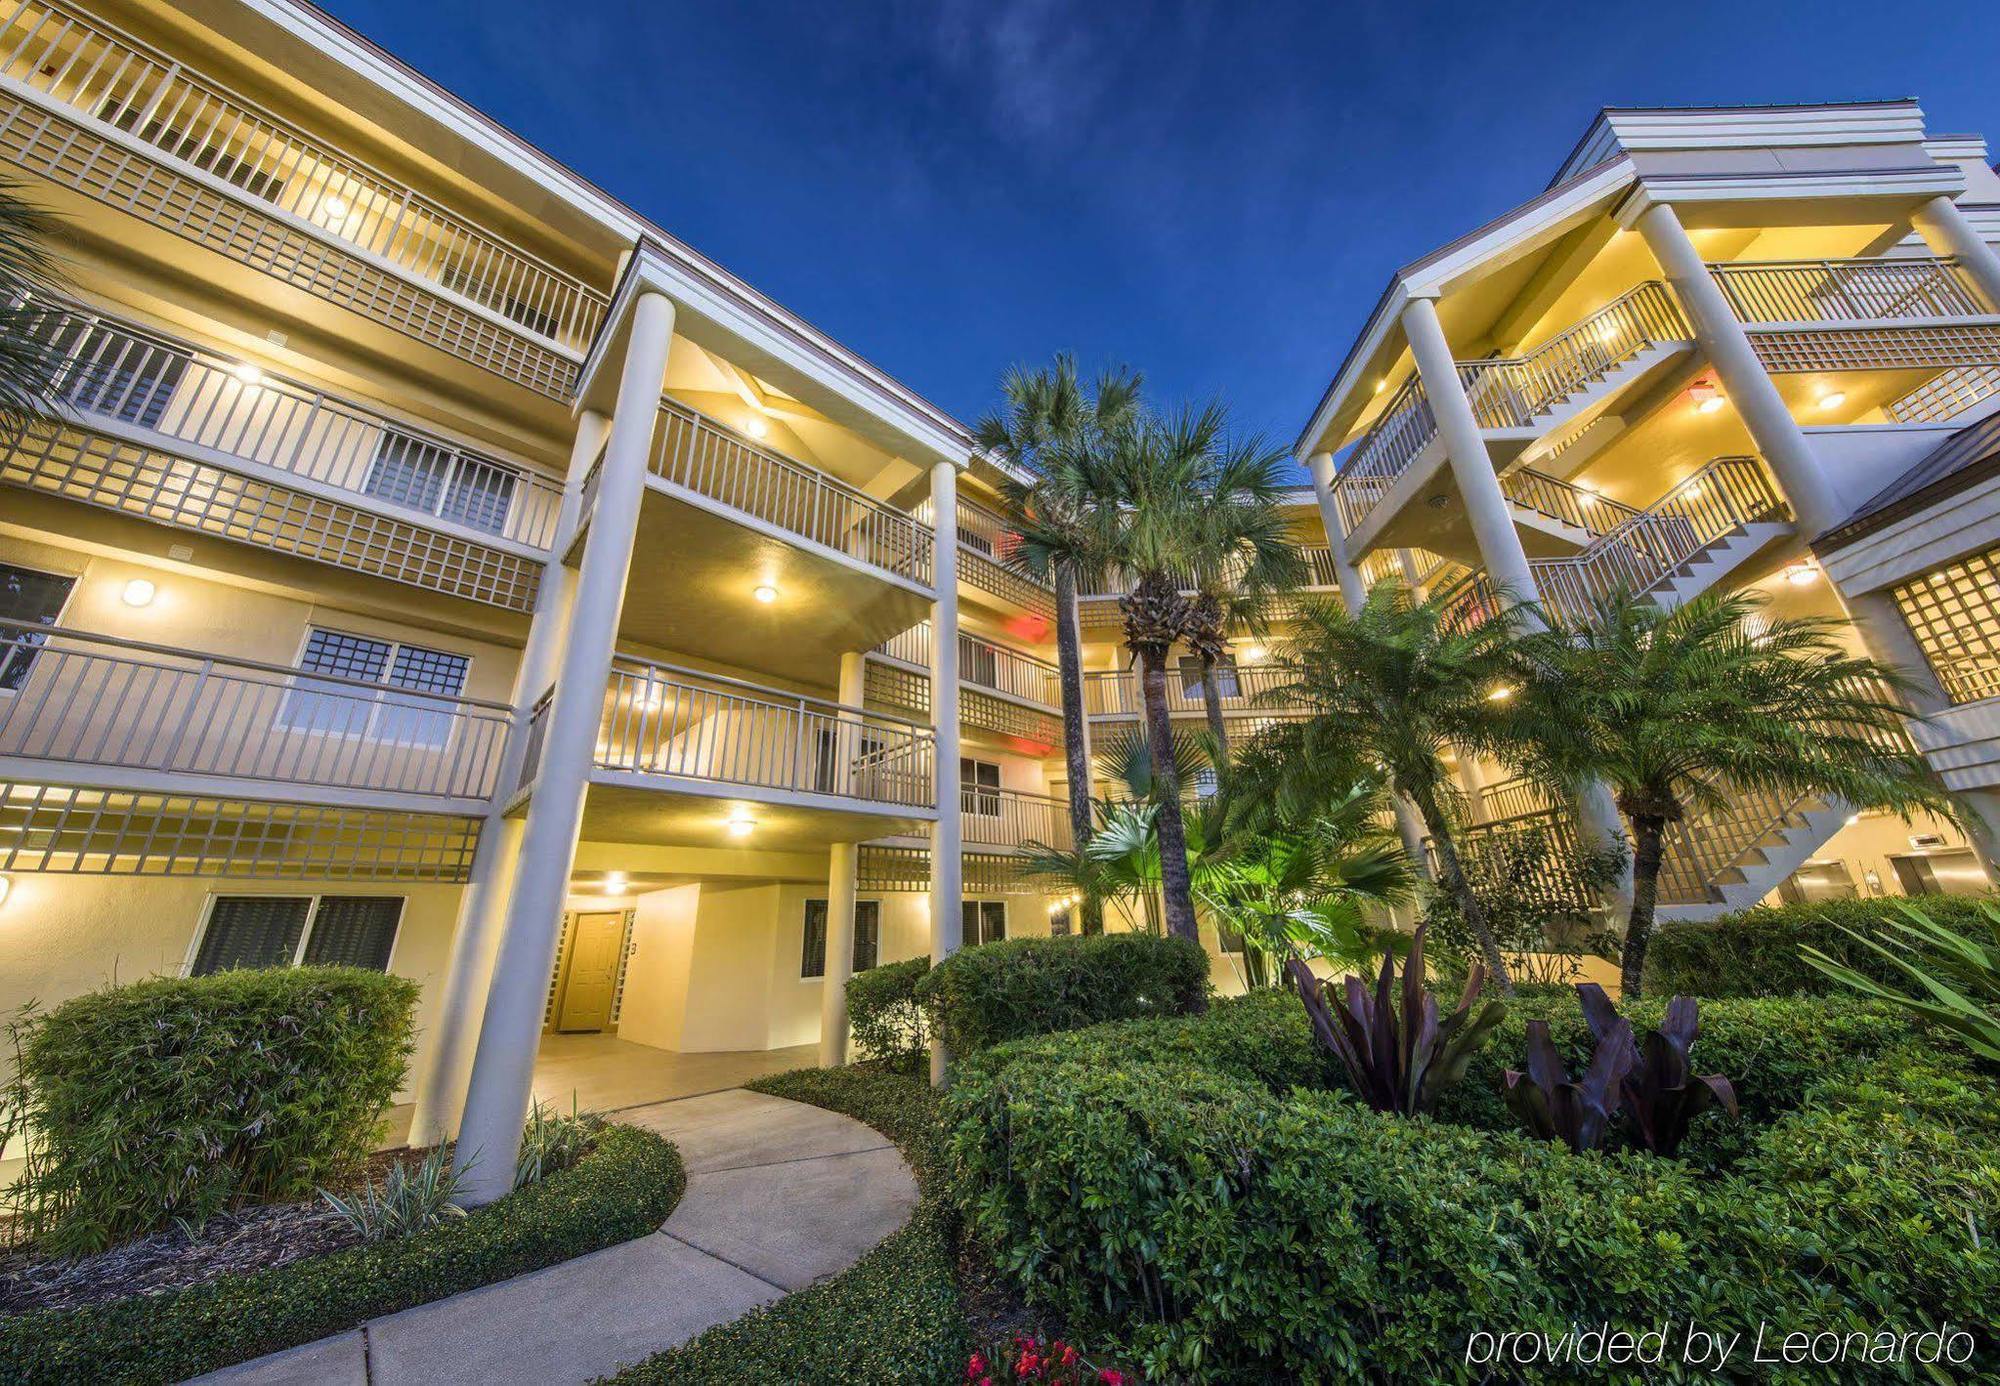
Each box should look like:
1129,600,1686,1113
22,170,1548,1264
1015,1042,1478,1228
946,988,2000,1382
0,1123,687,1385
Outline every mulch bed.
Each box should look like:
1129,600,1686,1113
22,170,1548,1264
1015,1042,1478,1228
0,1146,426,1315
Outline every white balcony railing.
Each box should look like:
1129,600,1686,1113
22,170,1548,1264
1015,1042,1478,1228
875,623,1061,708
0,0,607,353
1500,466,1643,538
0,619,510,801
961,785,1071,851
1083,663,1296,718
1333,374,1436,534
21,294,562,547
1708,256,1993,325
1458,281,1688,429
649,399,933,587
578,657,936,809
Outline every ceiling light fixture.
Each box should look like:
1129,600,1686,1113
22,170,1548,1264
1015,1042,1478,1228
322,195,350,220
1784,561,1820,587
744,416,769,440
121,577,156,607
727,817,755,839
1818,391,1846,410
233,362,263,385
752,583,777,604
604,872,627,894
1697,395,1726,415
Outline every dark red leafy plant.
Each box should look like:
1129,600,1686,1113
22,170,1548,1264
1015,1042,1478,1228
1580,983,1738,1155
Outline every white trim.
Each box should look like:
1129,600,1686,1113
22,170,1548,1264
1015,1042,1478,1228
1553,101,1931,186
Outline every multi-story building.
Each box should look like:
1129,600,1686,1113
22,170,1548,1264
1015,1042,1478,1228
1297,99,2000,920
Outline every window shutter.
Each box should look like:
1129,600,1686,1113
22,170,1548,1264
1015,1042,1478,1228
852,901,880,972
801,899,829,978
302,897,402,971
193,897,310,975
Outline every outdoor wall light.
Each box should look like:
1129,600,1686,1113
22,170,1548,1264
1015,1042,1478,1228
121,577,156,607
604,872,627,894
752,583,777,604
1783,561,1819,587
322,196,350,220
1696,395,1726,415
726,817,755,839
1240,644,1264,661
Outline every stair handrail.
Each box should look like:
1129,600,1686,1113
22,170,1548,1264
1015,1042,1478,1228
1456,281,1690,430
1501,465,1644,538
1528,456,1786,624
1333,374,1437,533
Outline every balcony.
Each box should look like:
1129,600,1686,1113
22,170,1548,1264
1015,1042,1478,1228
1708,256,2000,386
519,657,937,850
0,619,510,812
1082,664,1302,722
2,295,552,610
944,497,1054,617
959,785,1071,852
866,625,1064,749
602,398,936,682
0,0,603,398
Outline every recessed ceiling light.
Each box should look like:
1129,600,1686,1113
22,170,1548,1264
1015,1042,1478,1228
121,577,156,607
753,583,777,604
1373,377,1386,394
1784,561,1819,587
726,817,755,838
744,416,769,439
233,362,263,385
1818,391,1846,410
1697,396,1726,415
323,196,350,220
604,872,627,894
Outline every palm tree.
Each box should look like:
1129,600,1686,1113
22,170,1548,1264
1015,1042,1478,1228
1510,586,1948,998
1023,403,1303,943
984,355,1142,934
0,179,70,448
1271,578,1533,993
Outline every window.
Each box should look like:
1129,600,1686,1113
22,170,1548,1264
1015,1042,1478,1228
0,563,75,693
815,728,888,795
278,628,469,747
190,895,401,976
361,432,517,536
1049,906,1072,937
960,758,1002,817
1178,655,1239,699
800,899,881,978
962,899,1007,947
1893,548,2000,704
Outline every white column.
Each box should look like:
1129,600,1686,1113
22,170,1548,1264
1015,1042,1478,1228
819,651,867,1068
927,461,963,1086
1634,200,1841,536
409,412,607,1146
1391,790,1434,883
1401,295,1542,609
1306,449,1367,610
1912,195,2000,313
453,292,674,1205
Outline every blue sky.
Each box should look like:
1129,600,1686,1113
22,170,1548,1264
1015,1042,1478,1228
324,0,1998,462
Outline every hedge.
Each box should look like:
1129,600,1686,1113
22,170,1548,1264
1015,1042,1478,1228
9,966,417,1254
847,956,929,1072
916,932,1209,1056
0,1124,687,1385
613,1066,966,1384
1645,894,2000,998
946,990,2000,1382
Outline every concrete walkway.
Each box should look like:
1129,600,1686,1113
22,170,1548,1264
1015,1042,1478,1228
191,1089,917,1386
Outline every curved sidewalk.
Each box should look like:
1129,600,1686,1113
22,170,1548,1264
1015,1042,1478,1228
193,1088,918,1386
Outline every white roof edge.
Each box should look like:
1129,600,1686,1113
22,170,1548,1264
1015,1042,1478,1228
256,0,974,457
1550,99,1927,187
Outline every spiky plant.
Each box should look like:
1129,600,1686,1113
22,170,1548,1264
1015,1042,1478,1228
1802,901,2000,1063
1269,578,1538,993
985,355,1142,933
1509,586,1947,997
0,179,71,449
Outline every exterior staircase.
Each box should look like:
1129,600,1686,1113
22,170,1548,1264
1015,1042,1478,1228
1654,793,1855,920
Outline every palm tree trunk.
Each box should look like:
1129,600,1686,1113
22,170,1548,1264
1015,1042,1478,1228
1621,814,1668,1000
1138,644,1200,944
1199,654,1232,764
1407,781,1516,996
1052,565,1101,934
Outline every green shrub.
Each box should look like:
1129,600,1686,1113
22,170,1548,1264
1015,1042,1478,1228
613,1066,966,1384
5,967,417,1254
848,956,930,1072
946,991,1999,1382
1645,894,2000,998
916,933,1208,1056
0,1124,686,1385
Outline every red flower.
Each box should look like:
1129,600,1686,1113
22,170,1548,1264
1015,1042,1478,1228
1098,1372,1128,1386
1057,1342,1078,1367
1017,1349,1041,1377
966,1354,987,1378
